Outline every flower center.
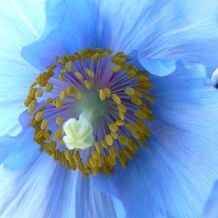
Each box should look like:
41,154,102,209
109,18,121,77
24,48,154,176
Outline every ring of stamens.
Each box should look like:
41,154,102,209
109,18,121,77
25,48,154,176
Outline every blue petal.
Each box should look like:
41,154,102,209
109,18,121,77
0,128,39,170
23,0,218,73
92,63,218,217
0,57,38,137
202,180,218,218
22,0,110,70
0,114,121,217
0,164,121,218
138,57,176,76
98,0,218,72
0,1,46,136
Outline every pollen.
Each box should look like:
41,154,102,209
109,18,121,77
25,48,154,176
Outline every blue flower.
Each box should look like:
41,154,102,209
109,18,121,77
0,0,218,217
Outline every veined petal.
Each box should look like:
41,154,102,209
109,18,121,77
0,59,38,137
0,0,46,45
92,63,218,218
98,0,218,73
0,126,121,218
202,180,218,218
23,0,218,74
22,0,108,70
0,1,46,136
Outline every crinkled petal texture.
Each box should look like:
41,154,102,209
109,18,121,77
92,63,218,218
0,122,124,218
23,0,218,75
202,180,218,218
0,0,46,136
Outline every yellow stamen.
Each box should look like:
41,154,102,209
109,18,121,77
84,80,92,90
75,71,84,80
105,134,114,146
56,116,63,126
85,68,95,78
112,93,121,104
125,86,135,96
40,119,49,130
46,83,53,92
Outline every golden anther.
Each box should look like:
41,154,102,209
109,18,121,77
109,147,117,158
118,135,129,145
24,97,35,107
84,80,92,90
75,92,84,100
115,120,124,126
105,134,114,146
125,87,135,96
112,94,121,104
111,131,118,139
35,111,44,121
112,56,126,64
101,140,109,149
104,88,111,98
54,99,63,108
28,100,36,114
117,104,127,113
56,57,66,65
56,116,63,126
40,119,49,130
118,111,125,121
131,96,142,105
28,88,37,97
60,90,67,100
112,65,122,73
46,83,53,92
35,89,43,97
135,110,149,120
75,71,84,80
85,68,95,78
137,74,148,82
109,123,118,133
91,53,100,62
127,70,137,78
54,128,63,141
66,86,76,95
65,61,73,71
46,97,53,104
99,89,106,101
94,142,101,153
64,150,72,160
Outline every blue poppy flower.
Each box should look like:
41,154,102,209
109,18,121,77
0,0,218,217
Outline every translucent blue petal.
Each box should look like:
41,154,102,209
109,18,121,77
0,57,39,137
0,1,46,136
0,128,120,217
202,180,218,218
23,0,218,73
92,63,218,217
97,0,218,74
0,165,122,218
22,0,110,70
0,129,40,170
138,57,176,76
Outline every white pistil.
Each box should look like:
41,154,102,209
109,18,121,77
62,115,94,150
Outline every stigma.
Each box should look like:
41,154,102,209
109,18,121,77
24,48,154,176
63,115,94,150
